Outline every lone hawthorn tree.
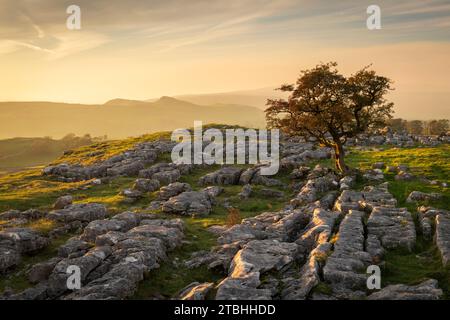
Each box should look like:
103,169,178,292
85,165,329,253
266,62,394,172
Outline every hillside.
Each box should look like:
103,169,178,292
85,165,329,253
147,87,288,110
0,128,448,300
0,136,102,176
0,98,265,139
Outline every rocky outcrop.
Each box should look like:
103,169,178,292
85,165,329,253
43,140,175,182
179,282,214,300
435,211,450,267
295,208,340,257
133,178,160,193
0,228,50,273
368,279,443,300
360,183,397,211
367,206,416,252
199,167,243,186
162,191,213,216
215,239,298,300
158,182,192,201
7,213,184,300
282,242,332,300
323,210,372,299
48,203,108,223
406,191,443,203
333,190,363,214
291,174,338,207
53,195,73,210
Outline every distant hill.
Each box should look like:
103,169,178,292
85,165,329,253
147,88,450,120
148,87,288,110
0,97,265,139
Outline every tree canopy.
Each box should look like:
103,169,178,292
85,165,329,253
266,62,394,172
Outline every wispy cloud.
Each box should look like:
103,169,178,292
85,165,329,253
0,0,449,59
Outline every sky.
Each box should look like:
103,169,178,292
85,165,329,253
0,0,449,118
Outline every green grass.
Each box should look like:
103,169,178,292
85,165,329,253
382,237,450,299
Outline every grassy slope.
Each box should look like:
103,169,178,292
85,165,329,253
0,137,99,176
0,135,448,298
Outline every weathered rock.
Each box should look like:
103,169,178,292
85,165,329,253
406,191,442,203
363,169,384,182
0,247,21,273
291,175,338,207
128,224,183,250
420,217,432,241
282,242,332,300
215,273,272,300
333,190,363,214
27,257,62,284
365,234,384,262
53,195,73,210
290,166,311,180
0,210,21,220
48,203,107,223
202,186,224,199
435,212,450,267
239,167,259,185
315,191,339,210
110,212,141,230
368,279,443,300
162,191,212,216
372,162,385,169
152,169,181,185
230,240,298,276
58,237,92,258
133,178,160,193
179,282,214,300
0,209,46,221
0,228,49,253
47,246,113,297
238,184,252,200
65,260,145,300
199,167,243,186
339,176,355,190
185,242,242,272
367,207,416,251
81,219,129,242
395,171,414,181
158,182,192,200
296,208,340,257
139,218,184,232
220,210,309,245
323,210,372,298
360,183,397,211
120,189,143,200
215,240,298,300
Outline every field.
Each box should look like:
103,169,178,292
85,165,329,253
0,136,448,298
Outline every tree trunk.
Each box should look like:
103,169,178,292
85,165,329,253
333,142,348,173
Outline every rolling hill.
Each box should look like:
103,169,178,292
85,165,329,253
0,97,265,139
